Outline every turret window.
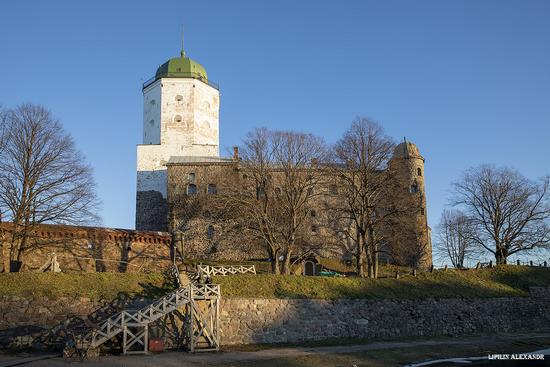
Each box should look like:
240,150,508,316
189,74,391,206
410,183,419,193
207,225,215,239
417,168,422,176
310,209,317,217
175,95,183,104
207,184,217,195
187,184,197,195
174,115,183,123
188,173,195,183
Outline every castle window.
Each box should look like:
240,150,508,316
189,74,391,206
310,209,316,217
275,187,282,196
188,173,195,183
174,115,183,123
420,207,425,215
187,184,197,195
175,95,183,104
207,184,217,195
410,183,419,193
257,186,266,199
329,184,338,195
311,225,318,233
417,168,422,176
207,225,215,239
242,174,248,180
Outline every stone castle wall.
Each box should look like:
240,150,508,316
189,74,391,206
219,290,550,344
1,288,549,350
0,223,172,272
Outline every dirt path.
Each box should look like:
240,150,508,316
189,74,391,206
1,332,549,367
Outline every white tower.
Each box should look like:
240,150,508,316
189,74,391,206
136,45,220,231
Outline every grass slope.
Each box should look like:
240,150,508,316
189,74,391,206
0,265,548,301
0,272,169,300
214,266,550,299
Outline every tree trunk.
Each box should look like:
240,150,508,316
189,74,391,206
282,249,293,275
373,242,379,279
495,246,508,265
356,233,366,277
271,255,280,275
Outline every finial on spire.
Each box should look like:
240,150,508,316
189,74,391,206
180,28,186,57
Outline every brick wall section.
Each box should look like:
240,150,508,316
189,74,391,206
0,223,172,272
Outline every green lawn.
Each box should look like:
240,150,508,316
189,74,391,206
0,272,170,300
0,265,548,301
214,265,550,299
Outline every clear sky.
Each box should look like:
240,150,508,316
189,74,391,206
0,0,549,233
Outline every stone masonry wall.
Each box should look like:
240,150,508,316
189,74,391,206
1,288,549,350
219,288,550,345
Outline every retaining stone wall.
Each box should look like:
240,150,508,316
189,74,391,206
1,287,549,350
219,288,550,344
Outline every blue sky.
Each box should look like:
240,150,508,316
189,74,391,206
1,0,549,234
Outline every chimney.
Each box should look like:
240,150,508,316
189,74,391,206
233,146,239,160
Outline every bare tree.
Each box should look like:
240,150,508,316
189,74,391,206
270,131,329,274
212,128,284,273
332,118,396,278
452,165,550,264
0,104,101,272
434,209,476,268
215,128,328,274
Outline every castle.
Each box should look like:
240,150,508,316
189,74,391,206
136,46,432,268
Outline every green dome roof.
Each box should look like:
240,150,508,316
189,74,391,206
155,53,208,81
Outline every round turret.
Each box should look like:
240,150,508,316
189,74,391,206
393,141,424,161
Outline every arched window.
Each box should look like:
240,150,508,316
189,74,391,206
417,168,422,176
187,184,197,195
175,95,183,104
207,225,215,239
207,184,217,195
410,183,419,194
311,225,318,233
174,115,183,123
188,173,195,184
310,209,316,217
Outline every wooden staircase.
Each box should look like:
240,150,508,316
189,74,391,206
69,265,220,355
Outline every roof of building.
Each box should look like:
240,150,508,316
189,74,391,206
167,156,235,165
155,51,208,81
393,141,424,160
